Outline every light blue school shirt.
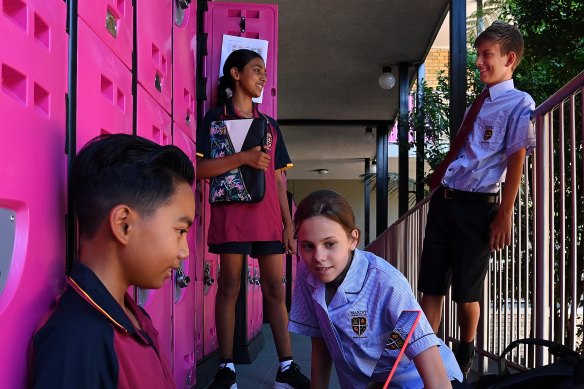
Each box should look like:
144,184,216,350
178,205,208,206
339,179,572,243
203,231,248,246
443,79,536,193
289,249,463,389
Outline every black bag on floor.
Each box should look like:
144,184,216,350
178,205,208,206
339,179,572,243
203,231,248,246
473,338,584,389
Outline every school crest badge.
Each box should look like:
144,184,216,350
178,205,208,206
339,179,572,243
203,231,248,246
351,316,367,337
385,331,405,350
483,126,494,141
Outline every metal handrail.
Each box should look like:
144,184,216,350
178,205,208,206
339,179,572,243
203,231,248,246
366,69,584,372
533,71,584,115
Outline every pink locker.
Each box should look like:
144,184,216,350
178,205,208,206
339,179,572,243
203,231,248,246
135,89,173,368
203,253,219,357
202,182,219,357
173,1,197,140
78,0,133,69
136,86,172,144
172,127,197,388
136,0,172,113
204,2,278,118
0,1,67,388
77,19,132,150
193,181,205,362
281,254,287,295
136,281,173,368
246,256,256,341
253,258,263,337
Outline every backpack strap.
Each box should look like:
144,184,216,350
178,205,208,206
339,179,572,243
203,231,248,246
498,338,581,375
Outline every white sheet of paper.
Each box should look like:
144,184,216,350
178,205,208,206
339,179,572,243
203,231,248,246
220,35,269,103
225,119,254,152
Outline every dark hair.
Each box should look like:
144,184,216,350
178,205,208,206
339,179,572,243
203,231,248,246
474,21,525,70
217,49,264,106
294,190,360,243
72,134,195,239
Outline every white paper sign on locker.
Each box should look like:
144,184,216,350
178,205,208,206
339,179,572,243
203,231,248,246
220,35,269,103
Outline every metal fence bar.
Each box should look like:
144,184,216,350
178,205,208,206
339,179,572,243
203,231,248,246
365,70,584,371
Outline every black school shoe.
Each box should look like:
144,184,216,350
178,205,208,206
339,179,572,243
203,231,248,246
455,347,476,377
274,361,310,389
208,367,237,389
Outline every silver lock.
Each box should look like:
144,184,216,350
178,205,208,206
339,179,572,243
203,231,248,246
176,267,190,288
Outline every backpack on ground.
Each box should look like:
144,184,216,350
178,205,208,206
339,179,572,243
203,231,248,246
473,338,584,389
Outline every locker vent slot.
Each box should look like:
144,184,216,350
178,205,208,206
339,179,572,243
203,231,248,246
33,13,50,49
117,88,125,111
227,9,241,17
100,75,114,103
1,64,27,106
3,0,27,32
33,82,49,116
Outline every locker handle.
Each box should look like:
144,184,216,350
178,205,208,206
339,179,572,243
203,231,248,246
178,0,191,10
240,17,246,33
204,263,215,286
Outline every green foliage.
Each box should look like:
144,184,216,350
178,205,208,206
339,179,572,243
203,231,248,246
467,0,584,104
359,171,418,206
411,0,583,184
407,54,483,183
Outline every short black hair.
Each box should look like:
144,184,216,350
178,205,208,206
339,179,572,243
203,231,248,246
72,134,195,239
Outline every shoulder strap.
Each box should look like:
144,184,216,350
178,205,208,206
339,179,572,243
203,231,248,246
258,113,271,152
498,338,581,375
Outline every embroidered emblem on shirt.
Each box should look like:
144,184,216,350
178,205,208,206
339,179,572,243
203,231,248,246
385,330,406,350
351,316,367,337
483,125,494,141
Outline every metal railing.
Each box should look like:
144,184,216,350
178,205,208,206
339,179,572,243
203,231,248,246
366,70,584,371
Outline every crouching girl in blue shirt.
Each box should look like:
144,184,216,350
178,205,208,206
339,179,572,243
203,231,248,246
289,190,464,389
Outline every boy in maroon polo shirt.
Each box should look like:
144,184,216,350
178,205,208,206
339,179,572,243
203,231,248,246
30,134,195,389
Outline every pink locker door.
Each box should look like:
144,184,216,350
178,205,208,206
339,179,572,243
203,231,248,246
281,253,287,295
253,258,263,337
78,0,133,69
204,2,278,118
246,256,255,342
136,0,172,113
203,253,219,356
135,87,173,368
77,19,132,150
0,1,67,388
136,86,171,144
192,181,205,362
172,127,197,388
173,1,197,140
202,182,218,357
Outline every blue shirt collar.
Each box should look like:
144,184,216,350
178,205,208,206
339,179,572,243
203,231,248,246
487,78,514,101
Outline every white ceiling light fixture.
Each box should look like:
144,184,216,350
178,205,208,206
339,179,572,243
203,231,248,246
363,127,375,144
378,66,396,90
315,168,329,175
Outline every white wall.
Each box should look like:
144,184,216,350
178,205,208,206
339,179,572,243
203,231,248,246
287,179,400,249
